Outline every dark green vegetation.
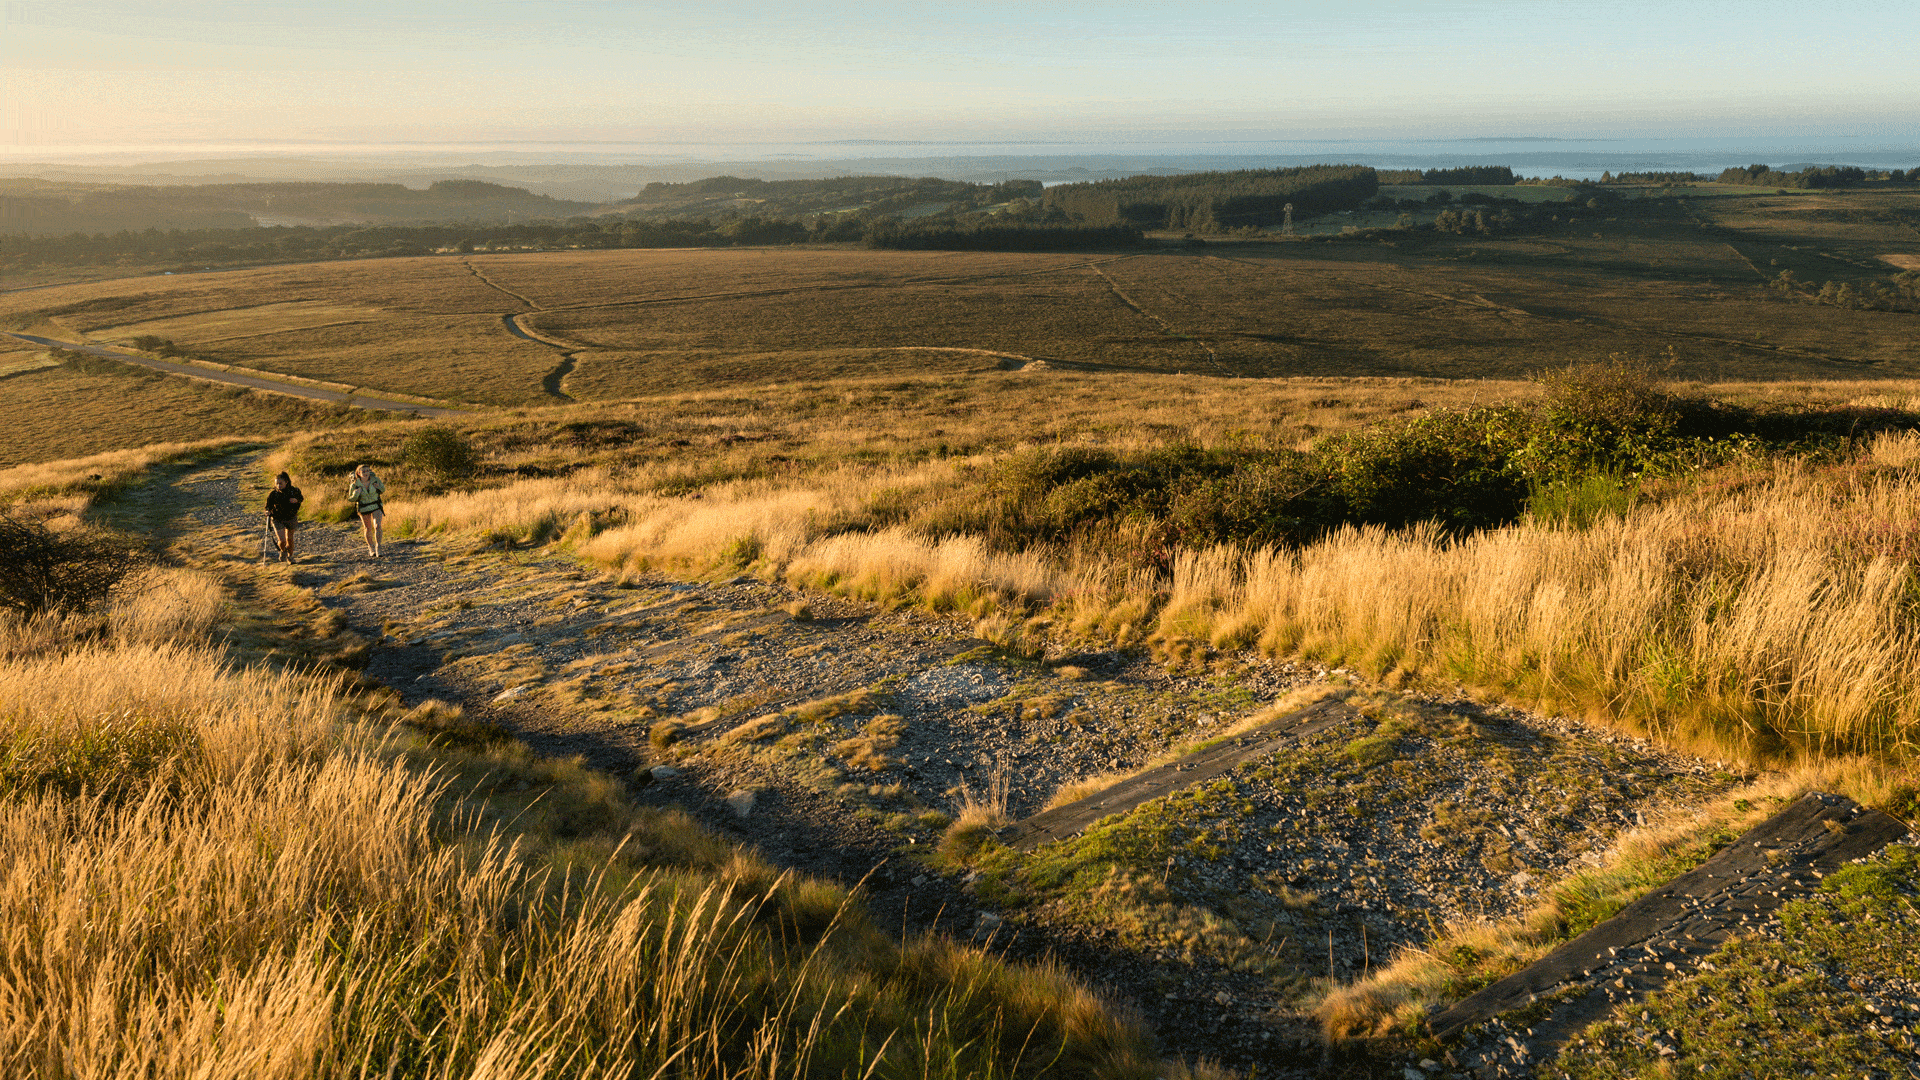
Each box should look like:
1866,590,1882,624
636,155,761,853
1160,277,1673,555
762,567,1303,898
1557,845,1920,1079
1715,163,1907,190
0,172,1053,273
400,426,479,486
1043,165,1379,229
621,174,1042,219
889,362,1916,559
1377,166,1517,186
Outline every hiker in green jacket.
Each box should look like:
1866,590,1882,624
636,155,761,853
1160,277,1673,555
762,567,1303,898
347,464,385,558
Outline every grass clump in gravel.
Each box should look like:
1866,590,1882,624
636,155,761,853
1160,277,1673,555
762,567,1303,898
1552,843,1920,1078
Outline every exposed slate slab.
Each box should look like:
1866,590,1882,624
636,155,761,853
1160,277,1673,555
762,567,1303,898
1429,791,1912,1077
999,695,1359,850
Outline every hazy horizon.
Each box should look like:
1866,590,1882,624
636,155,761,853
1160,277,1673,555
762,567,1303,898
6,1,1917,164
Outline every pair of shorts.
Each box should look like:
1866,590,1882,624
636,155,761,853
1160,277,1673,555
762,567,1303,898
270,518,299,531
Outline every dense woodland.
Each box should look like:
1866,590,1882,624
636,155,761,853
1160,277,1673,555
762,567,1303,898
1042,165,1379,229
620,174,1041,220
1594,167,1920,186
1376,166,1516,186
7,159,1920,271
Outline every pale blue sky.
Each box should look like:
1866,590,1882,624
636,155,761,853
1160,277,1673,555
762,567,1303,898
5,0,1917,154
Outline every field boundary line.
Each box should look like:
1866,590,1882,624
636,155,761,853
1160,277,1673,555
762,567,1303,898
462,258,582,400
525,255,1142,317
461,259,540,310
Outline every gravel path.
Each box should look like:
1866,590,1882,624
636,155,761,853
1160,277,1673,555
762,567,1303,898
156,452,1745,1077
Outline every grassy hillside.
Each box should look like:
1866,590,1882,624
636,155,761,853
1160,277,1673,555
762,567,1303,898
0,449,1179,1080
6,354,1919,1073
5,184,1920,1071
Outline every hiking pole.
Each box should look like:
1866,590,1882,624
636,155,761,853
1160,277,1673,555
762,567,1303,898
262,518,275,563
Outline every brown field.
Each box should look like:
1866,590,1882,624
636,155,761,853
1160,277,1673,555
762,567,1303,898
0,186,1913,456
0,336,58,378
2,257,558,405
0,364,368,468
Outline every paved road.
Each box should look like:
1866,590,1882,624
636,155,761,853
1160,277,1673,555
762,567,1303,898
4,332,465,419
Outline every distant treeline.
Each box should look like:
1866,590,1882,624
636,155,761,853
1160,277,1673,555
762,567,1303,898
1599,171,1706,185
0,179,594,237
0,215,836,270
622,175,1043,221
862,220,1142,251
0,208,1130,270
1375,166,1516,186
1043,165,1378,230
1714,164,1918,189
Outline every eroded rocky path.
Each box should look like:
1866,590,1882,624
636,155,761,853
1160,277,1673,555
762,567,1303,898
160,452,1748,1077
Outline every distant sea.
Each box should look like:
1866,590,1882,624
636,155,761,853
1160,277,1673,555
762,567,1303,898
9,135,1919,190
634,135,1920,181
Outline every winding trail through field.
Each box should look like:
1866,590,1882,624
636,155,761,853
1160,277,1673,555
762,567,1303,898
457,252,1135,392
0,330,465,417
461,259,579,401
1089,264,1234,376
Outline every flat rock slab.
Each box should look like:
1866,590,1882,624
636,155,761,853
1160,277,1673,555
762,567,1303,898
1430,791,1912,1077
1000,695,1358,850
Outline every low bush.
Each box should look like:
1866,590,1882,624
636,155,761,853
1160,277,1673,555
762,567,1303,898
0,517,145,616
910,359,1920,556
400,426,477,484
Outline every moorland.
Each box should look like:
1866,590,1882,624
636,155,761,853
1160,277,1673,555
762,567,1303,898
3,170,1920,1079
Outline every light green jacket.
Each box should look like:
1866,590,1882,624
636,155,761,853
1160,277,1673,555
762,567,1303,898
347,474,384,513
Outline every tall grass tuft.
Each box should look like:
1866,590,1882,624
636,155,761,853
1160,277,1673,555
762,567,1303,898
0,623,1156,1079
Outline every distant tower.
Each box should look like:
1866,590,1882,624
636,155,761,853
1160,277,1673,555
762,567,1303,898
1282,203,1295,236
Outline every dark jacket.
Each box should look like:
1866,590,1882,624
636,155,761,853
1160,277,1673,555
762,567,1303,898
266,486,304,524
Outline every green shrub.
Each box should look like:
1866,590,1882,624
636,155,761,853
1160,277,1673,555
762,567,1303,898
400,427,477,484
1320,406,1532,530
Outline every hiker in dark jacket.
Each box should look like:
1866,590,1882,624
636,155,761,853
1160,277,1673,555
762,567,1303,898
264,471,304,563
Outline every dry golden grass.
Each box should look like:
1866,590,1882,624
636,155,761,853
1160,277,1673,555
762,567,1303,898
942,761,1014,859
1158,448,1920,762
376,405,1920,767
0,256,558,405
834,714,907,772
452,240,1920,397
0,436,248,507
0,366,362,469
0,525,1162,1080
0,338,57,378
